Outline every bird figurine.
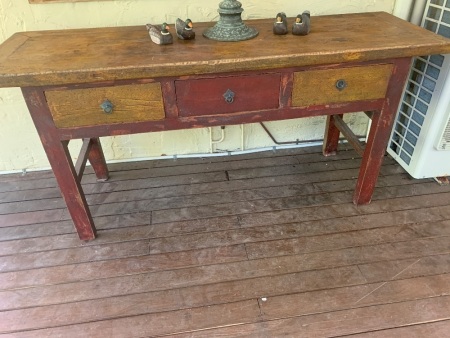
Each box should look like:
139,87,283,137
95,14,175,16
176,18,195,40
292,11,311,36
146,23,173,45
273,12,288,35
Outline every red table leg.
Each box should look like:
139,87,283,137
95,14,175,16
88,138,109,181
323,114,343,156
22,87,97,240
353,57,412,205
353,108,392,205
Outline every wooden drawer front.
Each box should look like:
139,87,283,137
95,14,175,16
292,64,393,107
176,74,281,117
45,83,165,128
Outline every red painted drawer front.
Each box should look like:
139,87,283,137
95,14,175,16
175,73,281,117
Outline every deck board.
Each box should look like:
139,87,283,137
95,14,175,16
0,145,449,337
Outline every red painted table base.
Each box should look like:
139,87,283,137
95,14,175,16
20,58,412,241
3,14,450,241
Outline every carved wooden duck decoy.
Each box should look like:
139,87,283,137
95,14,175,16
273,12,288,35
146,23,173,45
292,11,311,36
176,18,195,40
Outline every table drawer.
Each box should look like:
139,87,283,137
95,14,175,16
292,64,393,107
45,83,165,128
175,73,281,117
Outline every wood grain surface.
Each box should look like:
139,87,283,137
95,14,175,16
1,145,450,336
1,12,450,87
292,64,393,107
45,83,165,128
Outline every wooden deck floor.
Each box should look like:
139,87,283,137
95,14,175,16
0,145,450,337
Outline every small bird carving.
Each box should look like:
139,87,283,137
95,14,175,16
292,11,311,36
176,18,195,40
273,12,288,35
146,23,173,45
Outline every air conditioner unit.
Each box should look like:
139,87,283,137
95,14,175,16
387,0,450,178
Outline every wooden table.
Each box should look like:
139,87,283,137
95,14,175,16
1,12,450,240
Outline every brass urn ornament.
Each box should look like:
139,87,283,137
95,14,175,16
203,0,258,42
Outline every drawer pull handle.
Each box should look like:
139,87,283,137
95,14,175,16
100,99,114,114
335,79,347,91
223,89,235,104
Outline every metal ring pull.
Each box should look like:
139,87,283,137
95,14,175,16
223,89,235,104
335,79,347,91
100,99,114,114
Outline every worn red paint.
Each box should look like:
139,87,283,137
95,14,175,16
20,57,411,240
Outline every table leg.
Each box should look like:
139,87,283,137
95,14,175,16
87,138,109,181
352,57,411,205
323,114,343,156
352,109,392,205
48,140,97,240
22,87,97,240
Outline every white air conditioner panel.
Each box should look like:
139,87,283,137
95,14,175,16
387,0,450,179
437,113,450,150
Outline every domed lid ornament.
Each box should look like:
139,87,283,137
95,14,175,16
203,0,258,42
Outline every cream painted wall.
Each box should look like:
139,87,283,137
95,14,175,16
0,0,396,172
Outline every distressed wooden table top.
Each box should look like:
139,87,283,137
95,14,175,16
1,11,450,87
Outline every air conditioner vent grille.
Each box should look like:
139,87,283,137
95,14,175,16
389,55,440,164
437,117,450,150
389,0,450,166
